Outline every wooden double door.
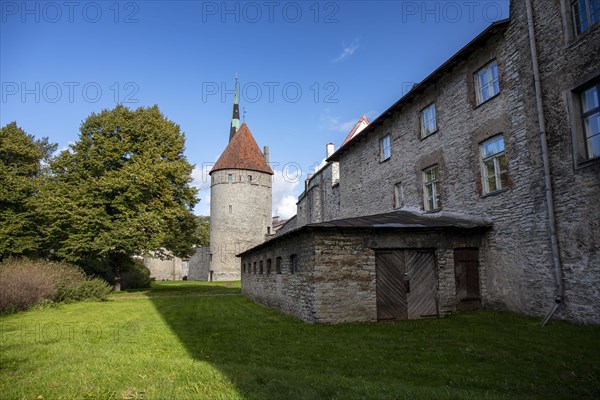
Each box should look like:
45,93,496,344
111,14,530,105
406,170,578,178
375,250,438,321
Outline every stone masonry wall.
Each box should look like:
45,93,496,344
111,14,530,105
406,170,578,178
187,246,210,281
525,0,600,323
144,254,183,281
241,232,317,322
296,161,341,228
336,14,562,319
210,168,272,281
242,227,485,323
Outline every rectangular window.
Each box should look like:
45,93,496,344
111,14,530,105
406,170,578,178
276,257,282,274
422,165,441,212
290,254,298,274
227,174,233,182
480,135,508,194
229,205,232,214
259,261,263,274
580,82,600,160
421,103,437,137
380,134,391,161
393,182,403,209
248,174,253,182
475,60,500,105
266,259,272,274
572,0,600,35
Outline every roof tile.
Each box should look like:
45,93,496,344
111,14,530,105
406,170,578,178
211,123,273,175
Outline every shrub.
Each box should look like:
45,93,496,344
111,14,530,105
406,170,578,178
0,258,111,313
54,267,112,303
78,256,151,291
0,258,56,313
121,259,152,290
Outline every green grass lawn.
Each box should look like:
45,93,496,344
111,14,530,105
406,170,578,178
1,282,599,400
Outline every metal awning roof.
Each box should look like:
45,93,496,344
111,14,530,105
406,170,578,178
306,210,490,230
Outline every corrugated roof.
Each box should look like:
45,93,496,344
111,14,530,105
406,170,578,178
211,123,273,175
327,18,510,162
238,210,491,256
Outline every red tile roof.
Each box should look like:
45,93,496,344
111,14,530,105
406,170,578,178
211,123,273,175
342,115,370,146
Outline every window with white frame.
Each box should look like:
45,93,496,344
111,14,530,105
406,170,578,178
421,103,437,137
422,165,441,211
480,135,508,194
380,134,391,161
572,0,600,35
227,173,233,182
579,82,600,160
475,60,500,105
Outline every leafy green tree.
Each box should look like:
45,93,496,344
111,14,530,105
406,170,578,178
0,122,56,260
40,105,198,290
195,215,210,247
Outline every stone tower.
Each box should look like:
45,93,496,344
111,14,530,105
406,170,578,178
208,79,273,281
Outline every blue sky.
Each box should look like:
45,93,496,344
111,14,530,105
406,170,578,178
1,0,510,217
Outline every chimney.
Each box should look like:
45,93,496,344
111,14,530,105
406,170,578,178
263,146,270,164
326,143,335,158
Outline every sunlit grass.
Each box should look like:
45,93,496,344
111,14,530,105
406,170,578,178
1,281,598,399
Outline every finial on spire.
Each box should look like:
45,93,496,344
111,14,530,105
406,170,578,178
229,75,241,142
234,74,239,105
243,107,246,123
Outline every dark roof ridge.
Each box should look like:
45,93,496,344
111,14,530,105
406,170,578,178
327,18,510,162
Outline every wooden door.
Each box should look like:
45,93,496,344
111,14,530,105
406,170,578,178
406,251,438,319
375,251,407,321
454,248,481,308
376,250,438,321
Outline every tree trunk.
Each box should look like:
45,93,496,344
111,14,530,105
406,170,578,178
113,271,122,292
112,252,126,292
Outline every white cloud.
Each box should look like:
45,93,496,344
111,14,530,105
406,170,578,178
320,112,367,135
272,166,301,219
192,162,301,219
56,141,75,155
333,39,359,63
338,119,359,133
191,160,216,216
275,195,298,220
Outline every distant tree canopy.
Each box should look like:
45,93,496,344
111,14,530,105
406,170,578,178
37,105,199,289
0,122,56,260
195,215,210,247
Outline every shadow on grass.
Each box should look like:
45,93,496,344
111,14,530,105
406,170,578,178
150,284,600,399
111,281,241,298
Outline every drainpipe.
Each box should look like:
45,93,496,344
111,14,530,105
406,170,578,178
524,0,564,325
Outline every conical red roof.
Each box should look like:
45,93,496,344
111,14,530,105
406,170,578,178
211,123,273,175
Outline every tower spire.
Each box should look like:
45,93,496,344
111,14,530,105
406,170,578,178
229,75,240,142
